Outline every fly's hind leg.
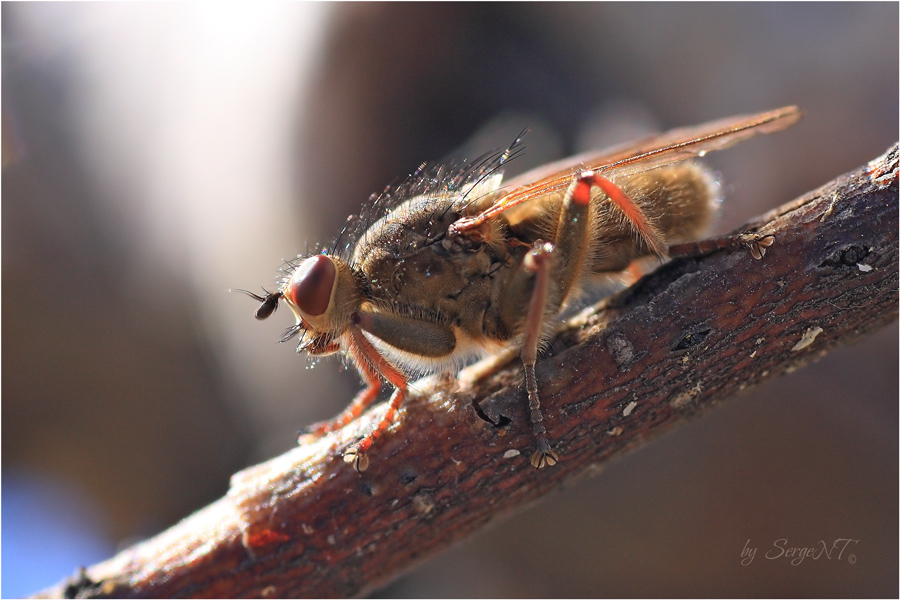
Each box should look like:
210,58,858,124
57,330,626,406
667,232,775,260
569,171,775,262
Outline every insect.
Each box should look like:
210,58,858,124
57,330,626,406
239,106,801,472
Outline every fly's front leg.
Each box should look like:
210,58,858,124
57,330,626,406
297,334,385,472
340,324,408,472
341,308,457,472
297,337,376,438
298,365,381,438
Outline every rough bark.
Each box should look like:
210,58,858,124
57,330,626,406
43,145,898,599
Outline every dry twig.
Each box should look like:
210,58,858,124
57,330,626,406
43,145,898,599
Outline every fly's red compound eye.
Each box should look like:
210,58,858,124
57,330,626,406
286,255,335,316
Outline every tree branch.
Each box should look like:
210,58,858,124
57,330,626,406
43,145,898,599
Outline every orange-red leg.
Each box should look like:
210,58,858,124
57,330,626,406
299,377,381,437
341,324,409,472
506,170,665,468
571,171,668,258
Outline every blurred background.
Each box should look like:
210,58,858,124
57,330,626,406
2,3,897,597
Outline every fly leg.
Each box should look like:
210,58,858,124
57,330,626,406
567,170,781,265
520,242,560,468
297,338,381,438
312,310,454,472
507,171,670,467
579,169,773,262
298,371,381,438
341,322,409,472
667,232,775,260
576,170,669,258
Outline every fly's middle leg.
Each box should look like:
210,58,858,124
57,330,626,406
510,171,670,468
520,242,560,468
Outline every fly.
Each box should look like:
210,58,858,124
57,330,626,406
238,106,801,472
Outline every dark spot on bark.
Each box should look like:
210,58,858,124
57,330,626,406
606,332,634,370
673,328,713,351
819,244,870,269
473,398,511,428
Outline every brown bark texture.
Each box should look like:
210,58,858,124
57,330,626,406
44,145,898,599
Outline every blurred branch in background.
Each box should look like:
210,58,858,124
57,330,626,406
37,146,897,599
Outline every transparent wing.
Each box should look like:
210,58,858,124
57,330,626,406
452,106,801,234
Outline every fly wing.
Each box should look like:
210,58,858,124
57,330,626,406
452,106,801,233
